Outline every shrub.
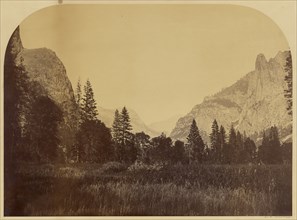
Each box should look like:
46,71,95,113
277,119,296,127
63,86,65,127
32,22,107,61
101,161,127,173
128,160,164,171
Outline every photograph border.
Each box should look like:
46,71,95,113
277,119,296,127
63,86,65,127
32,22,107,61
0,1,296,219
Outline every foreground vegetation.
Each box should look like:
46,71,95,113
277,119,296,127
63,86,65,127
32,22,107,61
5,163,292,216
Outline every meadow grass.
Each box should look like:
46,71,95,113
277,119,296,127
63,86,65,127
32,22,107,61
5,163,292,216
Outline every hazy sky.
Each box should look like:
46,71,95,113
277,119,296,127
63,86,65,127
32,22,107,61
20,4,289,124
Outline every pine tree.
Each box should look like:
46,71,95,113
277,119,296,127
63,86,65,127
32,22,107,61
172,140,185,164
258,126,282,164
112,109,121,144
269,126,282,164
114,107,136,163
235,131,244,163
5,48,31,163
219,125,226,163
112,109,122,161
209,119,220,163
243,137,256,163
75,80,114,163
75,78,82,108
186,119,205,164
74,78,83,141
135,132,151,163
258,131,269,163
151,133,173,164
76,120,113,163
227,125,237,164
26,97,63,162
81,80,98,122
120,107,133,145
71,79,83,162
284,51,292,116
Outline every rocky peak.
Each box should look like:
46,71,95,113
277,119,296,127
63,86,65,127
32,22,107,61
171,51,292,144
273,51,290,67
255,53,268,71
7,26,24,59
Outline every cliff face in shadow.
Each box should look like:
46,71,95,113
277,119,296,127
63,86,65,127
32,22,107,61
8,26,79,157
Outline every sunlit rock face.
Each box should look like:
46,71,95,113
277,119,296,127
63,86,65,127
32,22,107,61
171,51,292,144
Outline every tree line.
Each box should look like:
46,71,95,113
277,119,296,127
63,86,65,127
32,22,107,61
4,41,292,165
70,79,291,165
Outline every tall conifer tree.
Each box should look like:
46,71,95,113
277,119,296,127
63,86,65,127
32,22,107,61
120,107,133,145
228,125,237,163
218,125,226,163
81,80,98,122
75,78,82,107
112,109,121,144
258,126,282,164
186,119,205,163
210,119,220,162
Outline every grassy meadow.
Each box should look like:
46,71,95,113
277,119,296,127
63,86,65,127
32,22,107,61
5,162,292,216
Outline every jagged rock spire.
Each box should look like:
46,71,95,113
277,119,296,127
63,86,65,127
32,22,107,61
255,53,268,71
7,26,23,59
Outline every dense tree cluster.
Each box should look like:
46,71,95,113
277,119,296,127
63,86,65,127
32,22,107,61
5,58,291,166
73,79,113,163
5,48,31,165
111,107,137,163
109,115,288,165
258,126,282,164
4,39,64,163
185,119,205,164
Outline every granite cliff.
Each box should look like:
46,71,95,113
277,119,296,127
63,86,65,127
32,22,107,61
171,51,292,144
9,27,79,152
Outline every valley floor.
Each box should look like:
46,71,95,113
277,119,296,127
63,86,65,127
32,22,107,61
4,162,292,216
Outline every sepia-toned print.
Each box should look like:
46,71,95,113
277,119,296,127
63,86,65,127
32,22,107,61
3,4,293,216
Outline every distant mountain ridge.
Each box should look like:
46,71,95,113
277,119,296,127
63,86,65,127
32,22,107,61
170,51,292,144
149,114,183,136
98,106,159,137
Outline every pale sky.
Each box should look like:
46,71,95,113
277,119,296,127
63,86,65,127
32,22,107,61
19,4,289,124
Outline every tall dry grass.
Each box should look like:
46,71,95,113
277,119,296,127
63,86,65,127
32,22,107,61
5,163,292,216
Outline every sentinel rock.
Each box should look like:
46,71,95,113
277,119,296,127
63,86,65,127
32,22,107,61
255,53,268,71
171,51,292,143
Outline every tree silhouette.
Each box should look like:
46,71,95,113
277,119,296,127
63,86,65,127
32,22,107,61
120,107,133,145
243,137,256,163
172,140,185,164
151,133,172,164
186,119,205,163
26,97,63,162
135,132,151,163
210,119,220,163
4,46,31,164
111,107,136,163
218,125,227,163
81,80,98,122
258,126,282,164
75,78,83,125
227,125,237,164
76,120,113,163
